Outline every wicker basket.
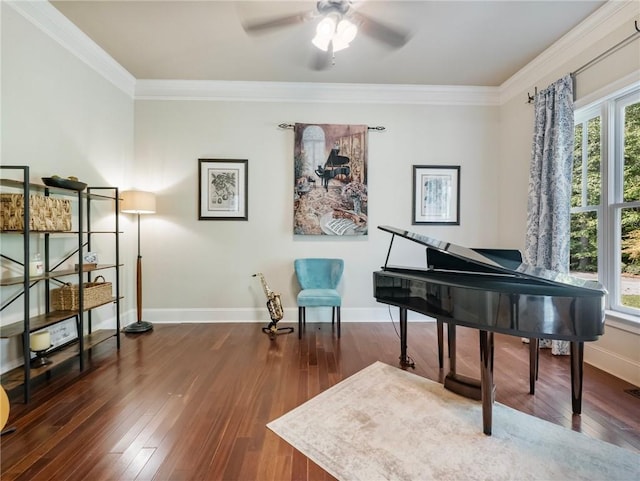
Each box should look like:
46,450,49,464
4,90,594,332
51,276,113,311
0,193,72,231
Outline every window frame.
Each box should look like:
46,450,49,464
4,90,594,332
572,83,640,321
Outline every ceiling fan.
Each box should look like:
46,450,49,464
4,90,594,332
242,0,411,70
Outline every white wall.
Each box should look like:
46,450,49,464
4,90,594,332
134,99,500,322
0,2,135,371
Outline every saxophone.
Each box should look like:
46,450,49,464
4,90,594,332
253,273,284,322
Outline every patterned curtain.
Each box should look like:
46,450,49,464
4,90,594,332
524,75,574,355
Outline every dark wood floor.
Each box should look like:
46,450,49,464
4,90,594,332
1,322,638,480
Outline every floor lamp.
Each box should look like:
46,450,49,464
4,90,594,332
121,190,156,333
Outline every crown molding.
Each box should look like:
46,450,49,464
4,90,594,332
134,79,501,106
6,0,135,97
500,0,639,104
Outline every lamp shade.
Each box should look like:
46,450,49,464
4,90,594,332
121,190,156,214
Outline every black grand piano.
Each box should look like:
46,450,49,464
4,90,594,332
373,225,606,435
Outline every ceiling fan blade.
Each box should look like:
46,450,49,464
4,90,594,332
311,42,334,71
242,11,313,34
352,11,410,49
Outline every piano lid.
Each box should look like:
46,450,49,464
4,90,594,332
378,225,606,293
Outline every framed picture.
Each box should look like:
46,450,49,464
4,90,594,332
412,165,460,225
198,159,248,220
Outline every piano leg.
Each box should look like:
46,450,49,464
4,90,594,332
529,338,539,394
447,322,456,372
443,327,494,435
443,325,481,400
437,319,444,369
479,330,495,436
398,308,414,367
570,341,584,414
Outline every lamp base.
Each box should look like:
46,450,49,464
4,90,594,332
123,321,153,333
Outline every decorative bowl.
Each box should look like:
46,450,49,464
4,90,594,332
42,177,87,191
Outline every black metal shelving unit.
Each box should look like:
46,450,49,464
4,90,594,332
0,166,122,402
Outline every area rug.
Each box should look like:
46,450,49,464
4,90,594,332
267,361,639,481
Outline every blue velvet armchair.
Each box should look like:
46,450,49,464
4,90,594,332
294,258,344,338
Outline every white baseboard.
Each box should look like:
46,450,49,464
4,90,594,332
585,344,640,387
144,307,435,324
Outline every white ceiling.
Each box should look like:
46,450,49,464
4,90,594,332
50,0,607,87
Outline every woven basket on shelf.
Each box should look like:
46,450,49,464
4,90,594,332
51,276,113,311
0,194,72,231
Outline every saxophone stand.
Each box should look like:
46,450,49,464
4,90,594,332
262,317,295,339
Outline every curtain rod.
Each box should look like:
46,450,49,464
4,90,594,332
571,20,640,78
278,123,386,131
527,20,639,104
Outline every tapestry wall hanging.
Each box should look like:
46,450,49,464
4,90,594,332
293,123,368,236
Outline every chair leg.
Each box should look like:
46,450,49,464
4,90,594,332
337,306,341,338
331,307,335,325
298,306,304,339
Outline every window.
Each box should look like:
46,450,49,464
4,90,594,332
571,85,640,319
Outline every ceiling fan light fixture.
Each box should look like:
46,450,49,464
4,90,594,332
312,34,331,52
312,14,357,53
336,19,357,43
333,18,357,52
332,38,348,52
312,16,336,51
